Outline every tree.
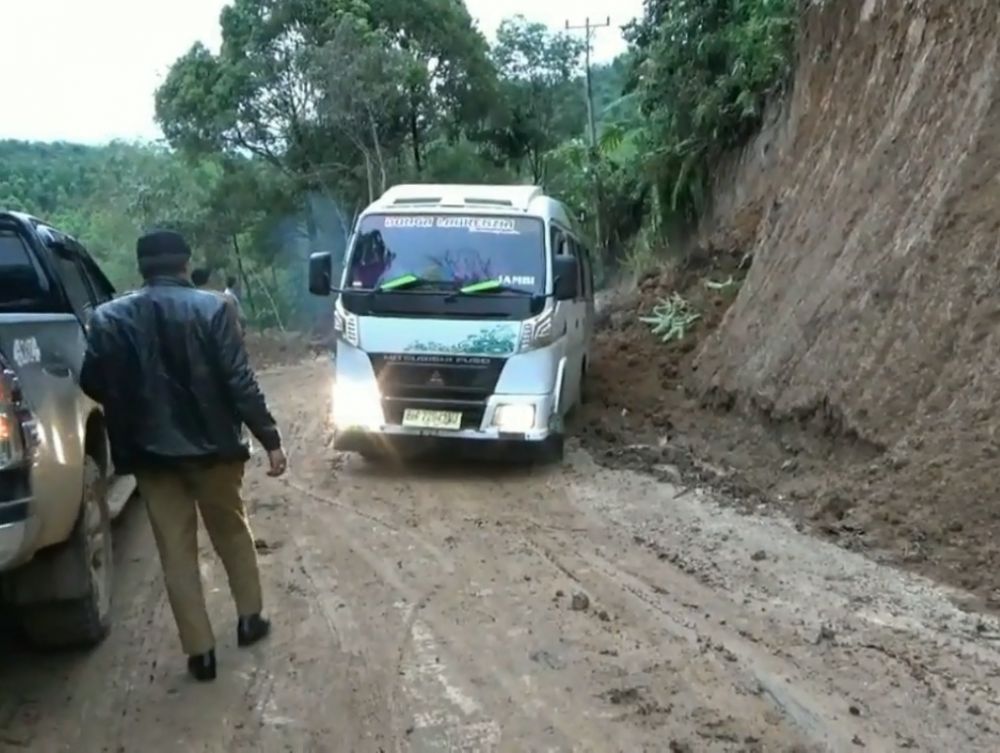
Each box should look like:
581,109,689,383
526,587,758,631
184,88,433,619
312,16,411,201
365,0,496,172
156,0,495,192
155,1,343,182
488,16,586,181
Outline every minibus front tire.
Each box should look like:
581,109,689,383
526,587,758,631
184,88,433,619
535,434,565,465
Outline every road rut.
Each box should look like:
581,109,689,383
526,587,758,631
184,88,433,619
2,361,998,752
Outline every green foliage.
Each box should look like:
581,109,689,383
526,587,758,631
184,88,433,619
548,0,797,271
155,0,495,194
640,293,701,342
421,138,512,184
484,16,586,182
627,0,797,222
0,140,222,287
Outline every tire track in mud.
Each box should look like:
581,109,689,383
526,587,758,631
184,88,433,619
274,381,506,751
7,361,999,753
280,492,405,749
519,531,868,751
229,473,400,753
555,463,1000,752
367,439,999,753
286,460,783,751
272,360,813,751
281,477,505,752
281,462,658,748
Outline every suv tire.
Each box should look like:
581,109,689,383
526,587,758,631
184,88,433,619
19,456,113,648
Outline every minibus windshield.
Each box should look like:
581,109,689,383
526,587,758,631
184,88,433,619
346,214,546,296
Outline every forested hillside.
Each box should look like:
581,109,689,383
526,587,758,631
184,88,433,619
1,0,797,329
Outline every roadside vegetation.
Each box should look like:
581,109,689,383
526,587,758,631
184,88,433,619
0,0,797,330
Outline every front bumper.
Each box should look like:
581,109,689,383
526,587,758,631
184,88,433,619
334,401,561,452
334,427,564,460
0,499,37,572
331,340,568,451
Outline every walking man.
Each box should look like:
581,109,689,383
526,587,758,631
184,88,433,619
80,229,287,682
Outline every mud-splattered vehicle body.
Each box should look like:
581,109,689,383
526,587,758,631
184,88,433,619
0,211,134,647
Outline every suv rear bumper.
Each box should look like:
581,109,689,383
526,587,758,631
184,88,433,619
0,499,37,571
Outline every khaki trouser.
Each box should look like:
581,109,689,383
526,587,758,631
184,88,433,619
136,462,263,656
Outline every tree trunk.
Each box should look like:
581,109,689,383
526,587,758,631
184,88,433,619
531,147,544,184
363,151,375,204
368,110,388,195
231,232,257,317
409,96,422,174
304,196,319,256
251,269,285,332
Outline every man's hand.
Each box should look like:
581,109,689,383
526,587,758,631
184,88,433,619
267,449,288,477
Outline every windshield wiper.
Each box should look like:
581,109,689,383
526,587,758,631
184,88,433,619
376,274,441,292
457,279,535,296
378,273,425,291
374,275,535,298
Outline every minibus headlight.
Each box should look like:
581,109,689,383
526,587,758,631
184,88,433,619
331,378,383,430
493,404,536,433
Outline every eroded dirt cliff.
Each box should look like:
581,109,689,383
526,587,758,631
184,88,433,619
584,0,1000,606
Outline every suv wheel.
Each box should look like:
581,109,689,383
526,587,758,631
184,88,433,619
19,456,113,648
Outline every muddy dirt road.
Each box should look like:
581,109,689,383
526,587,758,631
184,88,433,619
3,361,999,752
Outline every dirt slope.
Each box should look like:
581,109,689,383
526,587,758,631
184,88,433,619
696,0,1000,441
584,0,1000,607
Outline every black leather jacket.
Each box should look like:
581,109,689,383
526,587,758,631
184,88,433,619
80,277,281,473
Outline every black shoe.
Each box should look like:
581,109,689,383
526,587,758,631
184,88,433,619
187,650,217,682
237,614,271,647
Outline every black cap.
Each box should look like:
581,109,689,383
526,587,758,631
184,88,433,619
136,230,192,263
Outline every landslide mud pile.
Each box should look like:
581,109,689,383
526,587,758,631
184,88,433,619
587,0,1000,607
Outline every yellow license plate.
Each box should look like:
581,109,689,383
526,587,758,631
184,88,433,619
402,409,462,430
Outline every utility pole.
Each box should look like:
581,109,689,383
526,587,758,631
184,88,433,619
565,17,611,253
565,17,610,150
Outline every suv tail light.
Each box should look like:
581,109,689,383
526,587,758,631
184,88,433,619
0,364,37,469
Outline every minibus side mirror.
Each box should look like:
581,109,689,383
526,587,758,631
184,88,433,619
309,252,333,296
553,256,580,300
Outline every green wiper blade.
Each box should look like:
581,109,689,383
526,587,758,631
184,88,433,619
378,273,421,291
460,279,503,294
458,279,533,295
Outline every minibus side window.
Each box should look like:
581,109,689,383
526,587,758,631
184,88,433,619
551,226,568,257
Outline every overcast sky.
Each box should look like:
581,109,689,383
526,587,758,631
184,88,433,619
0,0,642,145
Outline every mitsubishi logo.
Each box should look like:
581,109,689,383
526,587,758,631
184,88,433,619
428,370,445,387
